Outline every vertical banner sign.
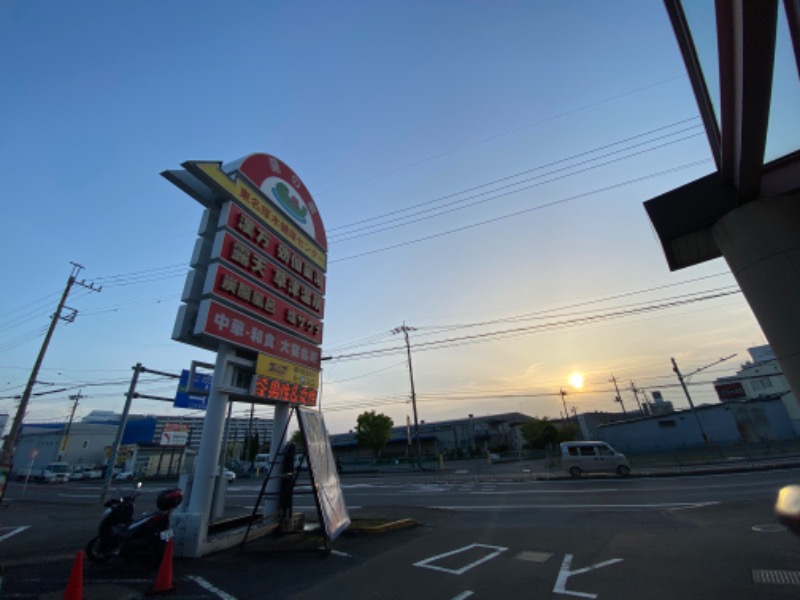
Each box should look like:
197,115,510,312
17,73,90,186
162,153,327,407
298,407,350,542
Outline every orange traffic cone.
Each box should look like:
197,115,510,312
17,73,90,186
148,538,176,595
63,550,83,600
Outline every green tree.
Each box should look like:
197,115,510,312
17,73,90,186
520,418,561,449
290,429,305,451
248,432,260,463
558,423,580,443
355,411,394,457
240,433,250,461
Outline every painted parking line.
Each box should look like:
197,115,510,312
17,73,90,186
0,526,29,543
187,575,239,600
553,554,624,599
414,543,508,575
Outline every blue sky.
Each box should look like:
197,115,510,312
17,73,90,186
0,1,768,435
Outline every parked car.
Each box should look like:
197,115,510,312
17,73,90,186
113,471,134,481
222,468,236,483
81,466,103,479
560,441,631,477
41,462,71,483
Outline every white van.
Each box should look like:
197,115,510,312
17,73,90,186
41,462,71,483
254,453,270,474
560,441,630,477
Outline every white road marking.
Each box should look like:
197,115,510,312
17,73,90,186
330,550,351,557
663,501,720,512
0,526,29,543
451,591,474,600
55,494,97,498
430,502,718,511
187,575,239,600
414,543,508,575
553,554,623,599
471,489,621,495
752,569,800,585
752,524,786,532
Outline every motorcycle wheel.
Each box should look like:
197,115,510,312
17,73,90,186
121,535,165,567
85,536,112,563
146,538,166,567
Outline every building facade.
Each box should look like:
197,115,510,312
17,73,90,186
11,411,273,478
330,412,530,460
713,345,800,435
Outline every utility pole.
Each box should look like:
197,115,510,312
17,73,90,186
671,357,709,444
609,375,627,414
58,391,84,461
559,388,569,423
628,380,643,414
0,263,100,501
101,363,142,503
630,381,650,416
392,323,423,471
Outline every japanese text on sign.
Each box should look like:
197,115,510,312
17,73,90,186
213,231,324,317
196,300,321,369
189,161,327,270
221,202,326,291
252,375,318,407
209,263,323,344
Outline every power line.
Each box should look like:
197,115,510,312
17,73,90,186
329,123,703,241
329,159,712,263
412,272,733,336
325,288,740,363
318,75,689,195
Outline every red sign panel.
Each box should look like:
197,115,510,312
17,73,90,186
234,153,328,251
715,382,747,401
195,300,321,370
204,263,323,344
211,230,325,318
251,375,318,407
220,202,326,292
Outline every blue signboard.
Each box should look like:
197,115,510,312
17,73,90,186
174,369,212,410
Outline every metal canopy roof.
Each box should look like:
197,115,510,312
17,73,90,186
646,0,800,270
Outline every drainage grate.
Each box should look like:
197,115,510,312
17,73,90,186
753,569,800,585
515,551,553,563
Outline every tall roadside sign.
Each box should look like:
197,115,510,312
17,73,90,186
162,153,348,555
163,154,326,405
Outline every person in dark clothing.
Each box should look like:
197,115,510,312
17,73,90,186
279,442,296,523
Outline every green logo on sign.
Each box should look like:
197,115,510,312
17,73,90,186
272,182,308,223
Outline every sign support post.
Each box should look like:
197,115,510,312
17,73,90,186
262,403,293,518
186,343,231,514
164,152,331,557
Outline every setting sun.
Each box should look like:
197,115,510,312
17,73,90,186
569,372,584,389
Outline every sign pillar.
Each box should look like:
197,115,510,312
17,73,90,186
263,403,292,518
163,152,329,556
187,343,231,517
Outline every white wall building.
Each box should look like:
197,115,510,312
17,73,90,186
713,345,800,436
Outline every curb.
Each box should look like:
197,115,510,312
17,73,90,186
347,518,420,535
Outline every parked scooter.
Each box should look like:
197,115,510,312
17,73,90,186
85,483,183,564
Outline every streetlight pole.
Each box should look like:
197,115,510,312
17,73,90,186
393,324,423,470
